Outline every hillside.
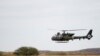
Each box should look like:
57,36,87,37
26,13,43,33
78,48,100,55
40,48,100,55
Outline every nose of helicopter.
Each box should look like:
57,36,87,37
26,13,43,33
52,36,59,41
52,36,56,40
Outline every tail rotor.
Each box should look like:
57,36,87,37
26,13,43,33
87,29,93,40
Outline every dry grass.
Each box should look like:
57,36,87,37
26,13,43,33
39,54,100,56
2,52,100,56
2,52,15,56
2,54,100,56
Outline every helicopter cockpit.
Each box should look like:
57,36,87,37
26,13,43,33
66,33,74,36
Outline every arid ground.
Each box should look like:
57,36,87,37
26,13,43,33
1,48,100,56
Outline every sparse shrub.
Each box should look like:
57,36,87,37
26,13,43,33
0,51,3,56
14,46,39,56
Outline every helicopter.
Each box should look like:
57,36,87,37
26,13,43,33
51,29,93,42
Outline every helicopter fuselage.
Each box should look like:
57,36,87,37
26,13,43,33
51,29,93,42
52,33,75,41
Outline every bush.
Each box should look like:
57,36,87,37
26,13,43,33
0,51,3,56
14,47,39,56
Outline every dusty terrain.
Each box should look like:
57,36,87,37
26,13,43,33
3,52,100,56
39,55,100,56
1,48,100,56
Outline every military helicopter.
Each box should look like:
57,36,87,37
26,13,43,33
51,29,93,43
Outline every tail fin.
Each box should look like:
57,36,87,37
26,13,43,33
87,29,93,40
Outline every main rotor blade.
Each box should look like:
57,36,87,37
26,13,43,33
61,29,87,31
49,29,87,31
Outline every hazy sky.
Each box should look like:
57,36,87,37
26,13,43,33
0,0,100,51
